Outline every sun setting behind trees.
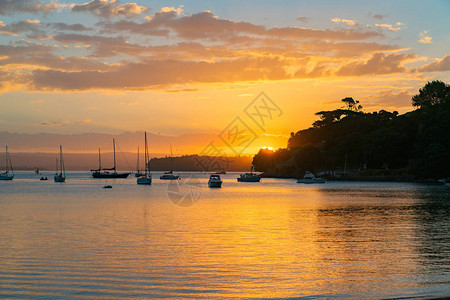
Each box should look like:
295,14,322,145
0,0,449,151
0,1,450,299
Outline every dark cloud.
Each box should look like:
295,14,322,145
369,13,388,20
0,19,47,37
297,16,310,23
0,44,114,71
104,10,383,41
0,0,60,15
49,23,91,32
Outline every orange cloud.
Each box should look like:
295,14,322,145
72,0,148,18
419,54,450,72
336,52,416,76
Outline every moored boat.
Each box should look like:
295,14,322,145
137,131,152,185
0,145,14,181
134,145,144,177
296,171,326,184
208,174,222,188
160,145,180,180
91,139,130,179
237,166,261,182
54,145,66,183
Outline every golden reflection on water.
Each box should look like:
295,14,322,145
0,176,449,298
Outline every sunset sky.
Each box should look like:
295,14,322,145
0,0,449,155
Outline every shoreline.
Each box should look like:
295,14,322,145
261,174,448,185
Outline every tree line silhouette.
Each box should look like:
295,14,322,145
252,81,450,180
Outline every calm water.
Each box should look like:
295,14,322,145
0,172,449,299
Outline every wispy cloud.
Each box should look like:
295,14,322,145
297,16,310,23
39,118,91,126
418,30,432,44
369,13,388,20
375,23,402,32
331,18,357,26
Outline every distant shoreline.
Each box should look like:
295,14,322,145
261,174,448,184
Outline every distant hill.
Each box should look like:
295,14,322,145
2,152,252,172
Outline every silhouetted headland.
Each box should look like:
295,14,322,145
252,81,450,182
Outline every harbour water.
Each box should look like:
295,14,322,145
0,172,449,298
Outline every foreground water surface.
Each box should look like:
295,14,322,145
0,172,449,299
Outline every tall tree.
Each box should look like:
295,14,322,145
341,97,362,111
412,80,450,109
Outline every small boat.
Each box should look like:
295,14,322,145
137,131,152,185
91,139,130,179
160,171,180,180
208,174,222,188
35,168,40,175
103,185,112,189
237,166,261,182
0,145,14,181
54,145,66,183
40,176,48,181
160,145,180,180
297,171,326,184
215,169,226,174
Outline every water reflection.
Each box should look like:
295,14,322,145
0,175,449,298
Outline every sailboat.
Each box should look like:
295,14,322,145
160,145,180,180
237,166,261,182
134,145,144,177
0,146,14,180
91,138,130,178
137,131,152,185
54,145,66,183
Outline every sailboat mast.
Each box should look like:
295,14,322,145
59,145,63,175
61,146,65,177
5,146,8,172
170,145,173,172
113,138,116,172
137,146,140,172
144,132,148,174
98,148,101,170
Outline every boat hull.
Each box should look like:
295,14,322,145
54,175,65,183
92,172,130,178
296,179,326,184
160,175,180,180
208,181,222,188
137,176,152,185
237,177,261,182
0,173,14,180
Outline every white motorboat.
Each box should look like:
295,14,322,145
208,174,222,188
297,171,325,184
